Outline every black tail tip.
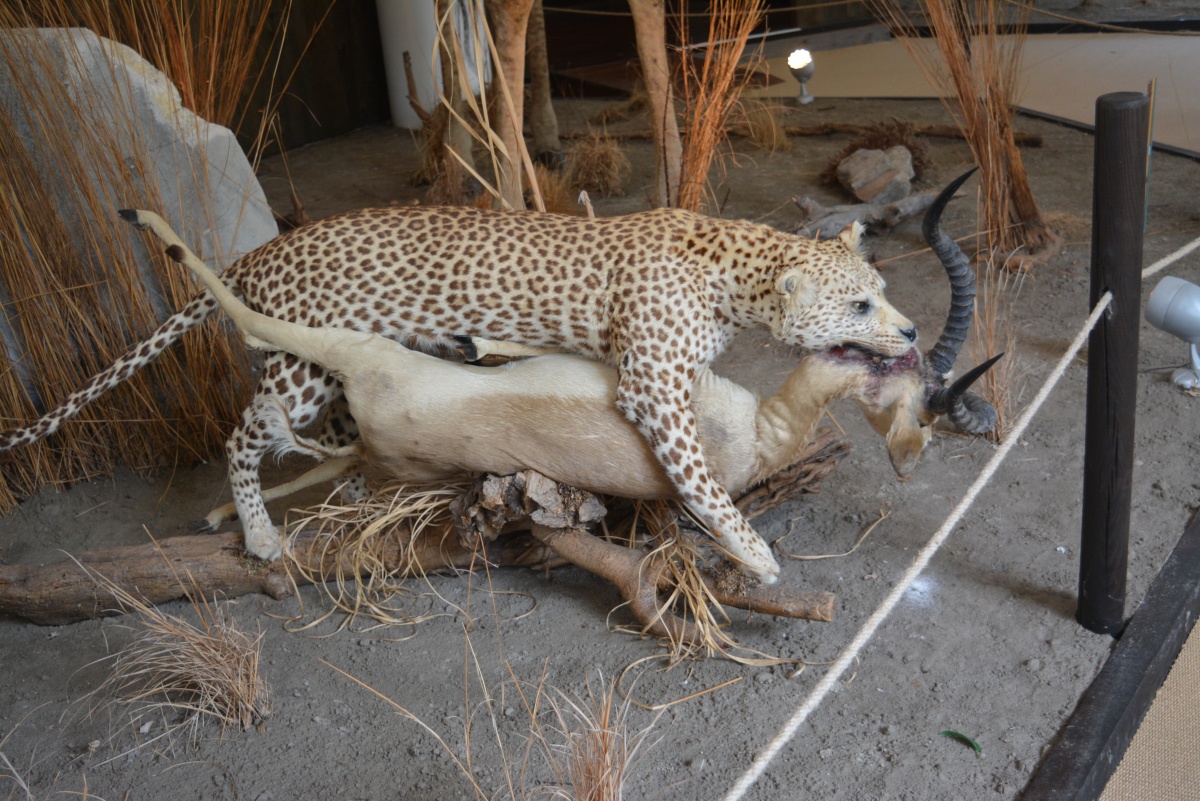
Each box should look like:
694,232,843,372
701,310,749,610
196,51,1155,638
117,209,143,227
452,334,480,363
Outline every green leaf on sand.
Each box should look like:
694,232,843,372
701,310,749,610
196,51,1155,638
940,730,982,754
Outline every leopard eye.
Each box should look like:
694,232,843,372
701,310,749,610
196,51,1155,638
850,300,871,314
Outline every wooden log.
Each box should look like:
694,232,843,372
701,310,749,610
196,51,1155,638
559,123,1042,147
1077,91,1149,636
1,430,849,627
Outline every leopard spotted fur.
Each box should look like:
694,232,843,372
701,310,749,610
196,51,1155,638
0,206,918,583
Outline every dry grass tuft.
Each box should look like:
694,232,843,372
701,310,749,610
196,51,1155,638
530,163,582,215
674,0,766,212
588,89,651,126
739,99,792,153
971,247,1027,442
283,480,470,631
610,501,795,667
541,675,660,801
566,132,630,198
79,557,270,753
820,118,929,184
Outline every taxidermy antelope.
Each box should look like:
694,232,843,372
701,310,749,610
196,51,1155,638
121,170,996,573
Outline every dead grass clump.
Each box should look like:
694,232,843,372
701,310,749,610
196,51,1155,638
541,675,660,801
739,99,792,153
566,132,630,197
588,89,651,126
427,152,480,207
283,480,470,630
529,163,582,215
611,501,797,667
820,118,930,184
81,560,270,752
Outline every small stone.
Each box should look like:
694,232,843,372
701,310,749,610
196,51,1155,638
836,146,915,203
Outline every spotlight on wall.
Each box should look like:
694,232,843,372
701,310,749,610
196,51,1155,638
788,48,814,105
1145,275,1200,389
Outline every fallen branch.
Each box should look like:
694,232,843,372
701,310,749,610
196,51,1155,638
0,433,848,628
791,190,941,239
560,123,1042,147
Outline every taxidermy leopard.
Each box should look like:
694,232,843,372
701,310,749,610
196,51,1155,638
0,206,918,583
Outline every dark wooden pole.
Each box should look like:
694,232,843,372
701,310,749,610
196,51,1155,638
1077,92,1149,635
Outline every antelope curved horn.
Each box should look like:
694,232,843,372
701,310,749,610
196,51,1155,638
924,167,979,378
927,353,1004,434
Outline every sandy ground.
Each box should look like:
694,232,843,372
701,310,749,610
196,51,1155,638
2,97,1198,801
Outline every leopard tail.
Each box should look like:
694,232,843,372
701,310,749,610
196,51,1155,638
0,290,221,450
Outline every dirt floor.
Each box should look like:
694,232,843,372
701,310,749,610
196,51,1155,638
2,96,1199,801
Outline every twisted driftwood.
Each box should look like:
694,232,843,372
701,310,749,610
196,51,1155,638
0,431,848,628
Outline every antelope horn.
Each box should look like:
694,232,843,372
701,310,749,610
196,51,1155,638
924,167,979,378
927,353,1004,434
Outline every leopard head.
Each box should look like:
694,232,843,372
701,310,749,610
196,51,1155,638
770,222,918,362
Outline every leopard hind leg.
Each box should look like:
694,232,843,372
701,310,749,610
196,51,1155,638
315,392,370,503
222,352,340,560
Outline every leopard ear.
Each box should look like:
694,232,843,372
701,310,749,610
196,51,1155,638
837,221,866,254
774,267,818,308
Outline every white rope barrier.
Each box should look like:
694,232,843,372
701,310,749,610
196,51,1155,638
721,234,1200,801
1142,234,1200,280
720,292,1113,801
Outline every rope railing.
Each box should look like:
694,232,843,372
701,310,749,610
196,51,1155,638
720,231,1200,801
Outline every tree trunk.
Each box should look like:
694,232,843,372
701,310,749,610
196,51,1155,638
525,0,561,164
628,0,681,207
484,0,535,209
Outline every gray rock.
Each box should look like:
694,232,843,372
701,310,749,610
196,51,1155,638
836,145,915,204
0,28,275,394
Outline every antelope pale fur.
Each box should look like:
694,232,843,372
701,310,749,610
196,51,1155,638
131,211,933,517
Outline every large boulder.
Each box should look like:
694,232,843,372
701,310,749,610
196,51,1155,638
0,27,276,391
836,145,915,204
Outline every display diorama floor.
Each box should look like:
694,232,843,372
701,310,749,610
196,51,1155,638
2,96,1198,801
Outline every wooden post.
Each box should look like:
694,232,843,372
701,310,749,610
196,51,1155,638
1077,92,1149,635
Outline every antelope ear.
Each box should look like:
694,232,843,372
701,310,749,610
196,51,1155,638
774,267,818,308
837,221,866,254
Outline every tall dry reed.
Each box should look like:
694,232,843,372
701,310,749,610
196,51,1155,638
870,0,1056,255
0,1,303,512
971,247,1026,442
674,0,765,213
